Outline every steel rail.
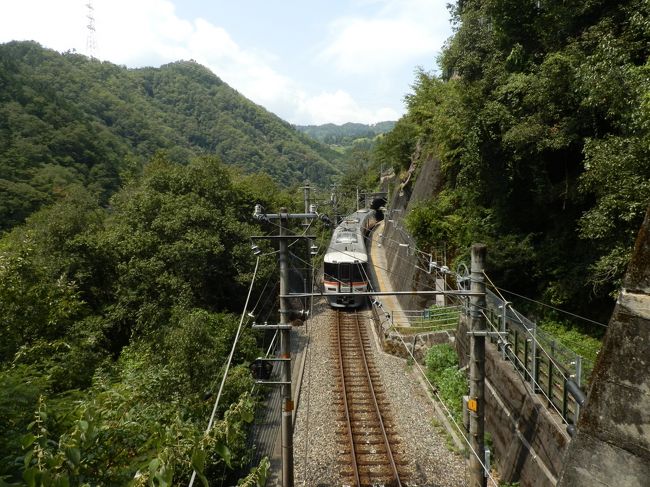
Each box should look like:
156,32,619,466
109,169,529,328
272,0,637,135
336,310,402,487
352,310,402,487
336,310,361,486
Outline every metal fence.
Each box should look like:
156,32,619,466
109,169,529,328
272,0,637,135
388,305,461,334
468,290,592,426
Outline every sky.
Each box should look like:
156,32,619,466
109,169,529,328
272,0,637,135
0,0,454,125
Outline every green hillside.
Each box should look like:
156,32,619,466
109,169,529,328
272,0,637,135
296,121,396,147
0,41,341,230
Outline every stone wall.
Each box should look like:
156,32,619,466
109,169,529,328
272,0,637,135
557,206,650,487
381,153,443,312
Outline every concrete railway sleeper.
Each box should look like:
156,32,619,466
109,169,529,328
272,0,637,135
332,309,408,486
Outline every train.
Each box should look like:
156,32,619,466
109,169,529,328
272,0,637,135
323,208,378,308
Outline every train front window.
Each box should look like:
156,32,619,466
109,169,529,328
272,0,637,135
325,262,365,284
339,263,351,282
352,263,365,282
324,262,338,282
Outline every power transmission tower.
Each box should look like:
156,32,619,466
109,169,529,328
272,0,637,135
86,1,97,58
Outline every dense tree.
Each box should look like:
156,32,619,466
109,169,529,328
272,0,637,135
0,154,291,485
381,0,649,324
0,41,342,232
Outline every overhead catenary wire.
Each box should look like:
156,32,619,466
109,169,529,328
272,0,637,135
268,207,568,482
188,256,261,487
486,279,608,329
385,316,499,487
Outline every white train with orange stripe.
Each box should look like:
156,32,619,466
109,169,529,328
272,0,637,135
323,208,377,308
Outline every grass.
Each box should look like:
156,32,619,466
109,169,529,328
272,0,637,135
538,319,602,381
425,343,467,425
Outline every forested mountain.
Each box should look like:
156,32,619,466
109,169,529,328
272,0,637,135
0,40,341,485
0,41,341,230
296,121,396,146
376,0,650,324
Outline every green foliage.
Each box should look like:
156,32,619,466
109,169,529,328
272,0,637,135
385,0,650,326
539,319,602,379
0,41,341,231
374,117,419,174
0,152,293,485
237,457,270,487
296,121,396,147
425,344,467,424
17,386,258,486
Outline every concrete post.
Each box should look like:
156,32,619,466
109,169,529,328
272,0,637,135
278,208,294,487
501,302,508,360
469,244,487,487
303,181,311,313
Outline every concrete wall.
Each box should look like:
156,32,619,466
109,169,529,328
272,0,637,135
457,315,570,486
557,206,650,487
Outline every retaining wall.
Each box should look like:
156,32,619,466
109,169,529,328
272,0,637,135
383,155,571,485
557,206,650,487
457,315,569,486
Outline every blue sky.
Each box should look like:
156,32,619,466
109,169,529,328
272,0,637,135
0,0,453,124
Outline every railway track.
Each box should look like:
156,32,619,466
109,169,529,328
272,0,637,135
332,309,407,486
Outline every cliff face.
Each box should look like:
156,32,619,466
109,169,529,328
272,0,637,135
381,152,443,311
558,205,650,486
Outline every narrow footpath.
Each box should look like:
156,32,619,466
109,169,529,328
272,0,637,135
367,220,409,326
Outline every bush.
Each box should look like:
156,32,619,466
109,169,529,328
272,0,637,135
539,319,602,381
425,344,467,424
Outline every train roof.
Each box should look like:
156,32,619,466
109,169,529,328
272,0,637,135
324,250,367,264
324,209,373,264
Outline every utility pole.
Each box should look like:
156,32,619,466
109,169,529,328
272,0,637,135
301,182,311,312
277,209,293,487
252,205,326,487
469,244,487,487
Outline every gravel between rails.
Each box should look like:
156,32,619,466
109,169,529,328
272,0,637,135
293,301,468,486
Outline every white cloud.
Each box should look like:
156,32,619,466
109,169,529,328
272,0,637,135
0,1,86,54
294,89,400,125
0,0,406,124
319,0,450,75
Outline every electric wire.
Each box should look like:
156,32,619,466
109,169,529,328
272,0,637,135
482,271,589,379
301,252,318,485
261,207,571,481
384,315,499,487
506,303,573,384
188,256,260,487
250,272,273,317
480,309,570,430
290,228,427,293
489,282,608,329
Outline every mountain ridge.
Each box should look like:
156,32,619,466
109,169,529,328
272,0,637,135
0,41,342,230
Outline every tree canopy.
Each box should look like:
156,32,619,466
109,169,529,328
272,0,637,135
377,0,650,324
0,41,342,231
0,155,293,485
